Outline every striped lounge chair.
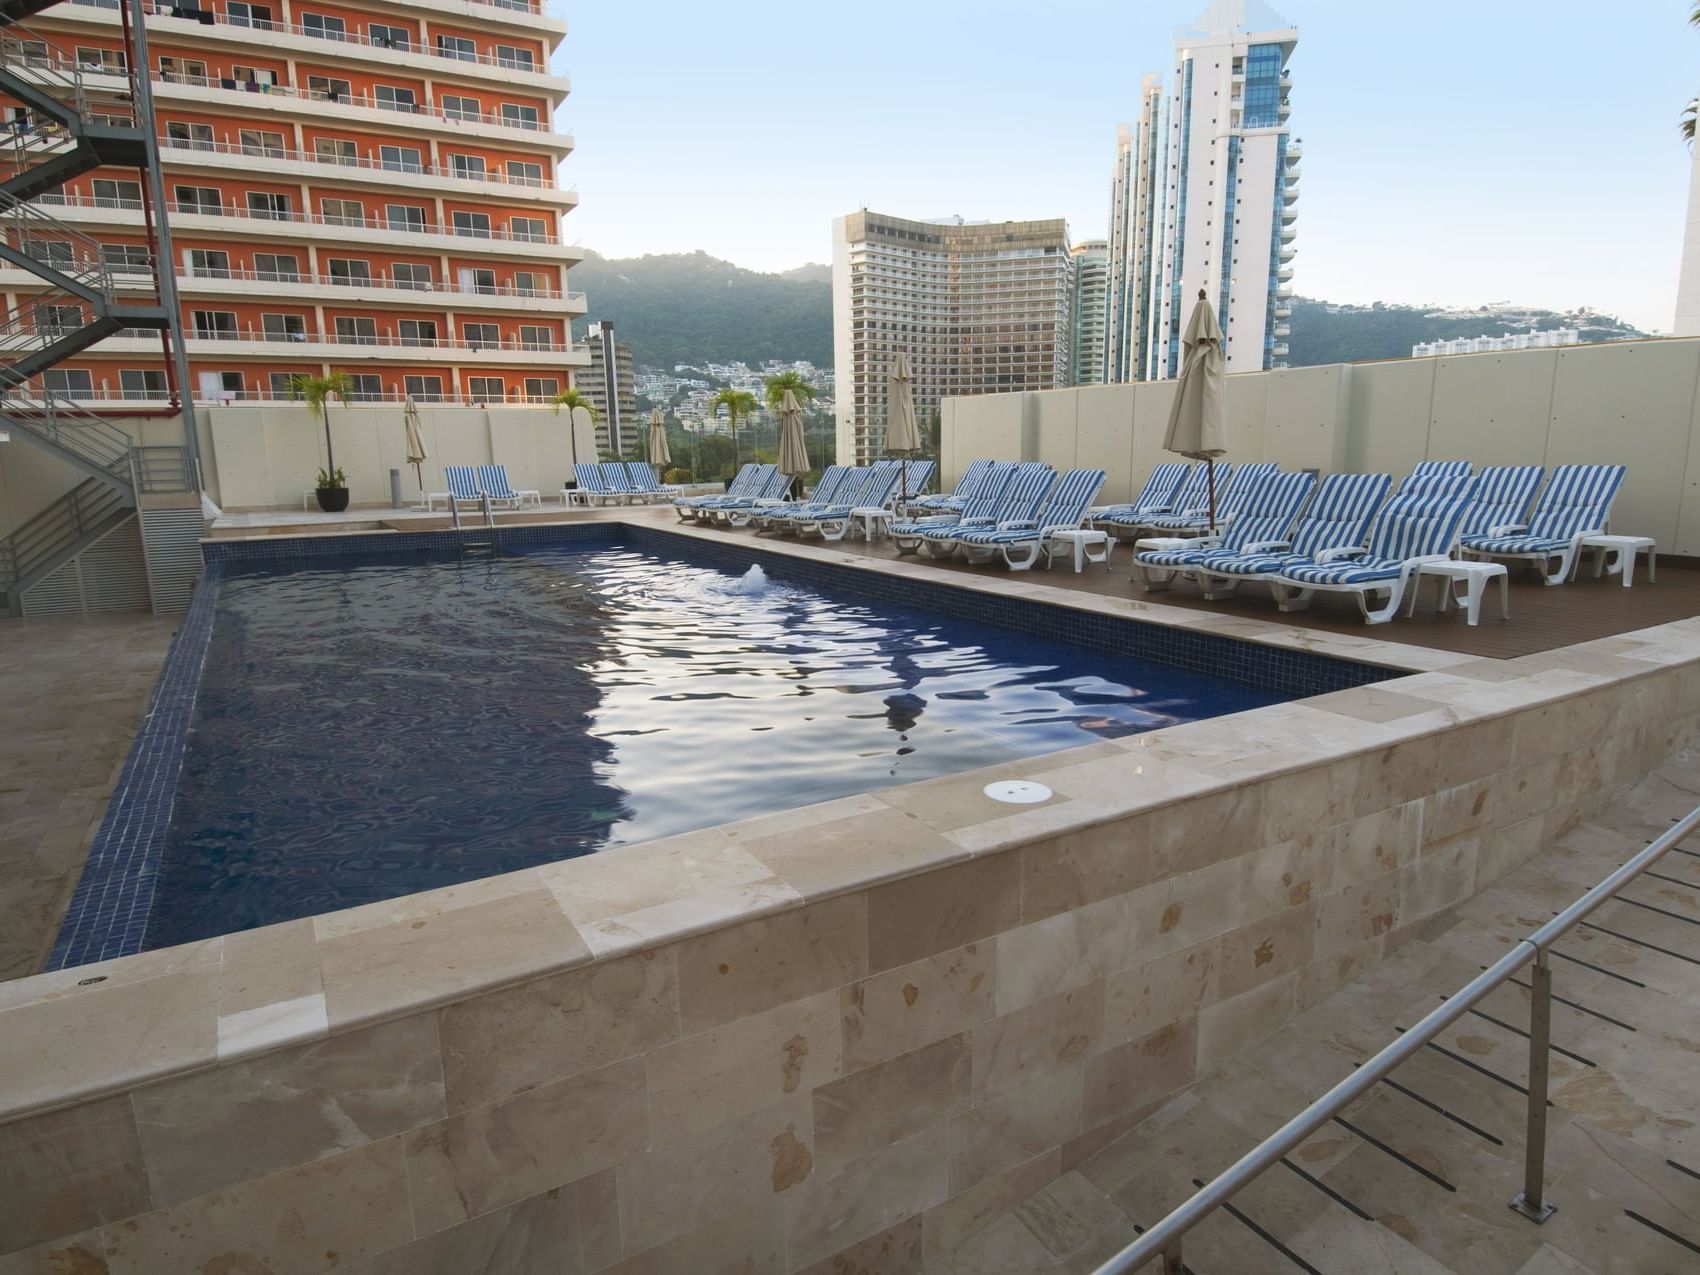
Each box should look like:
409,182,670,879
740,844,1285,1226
569,462,623,506
442,465,482,510
792,461,904,540
890,463,1017,554
915,463,1056,558
1094,462,1221,534
743,465,852,530
672,463,764,519
1139,462,1276,536
955,467,1107,570
1088,462,1190,528
759,465,880,534
1271,483,1479,623
1190,471,1393,600
906,458,996,515
1460,463,1627,586
1132,470,1317,591
677,464,781,520
1396,460,1474,495
476,464,536,509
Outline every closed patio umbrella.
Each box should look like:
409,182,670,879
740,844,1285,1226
402,393,427,493
647,407,671,473
1163,290,1228,531
776,388,809,495
885,351,921,503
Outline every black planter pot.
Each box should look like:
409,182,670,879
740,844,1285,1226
315,486,350,513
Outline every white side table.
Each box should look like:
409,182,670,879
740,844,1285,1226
851,507,894,540
1047,528,1113,573
1578,534,1656,588
1408,559,1510,626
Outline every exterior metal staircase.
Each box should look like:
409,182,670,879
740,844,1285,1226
1,388,138,488
0,472,132,612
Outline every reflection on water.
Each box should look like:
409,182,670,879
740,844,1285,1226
148,545,1283,947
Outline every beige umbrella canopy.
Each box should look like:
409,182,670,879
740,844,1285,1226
1163,290,1228,529
402,394,428,492
776,388,810,484
647,407,671,470
885,351,921,500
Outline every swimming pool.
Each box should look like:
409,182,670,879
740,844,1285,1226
52,524,1394,963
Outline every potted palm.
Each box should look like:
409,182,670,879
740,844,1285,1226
290,371,355,512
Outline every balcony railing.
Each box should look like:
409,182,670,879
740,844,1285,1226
157,135,559,190
155,70,553,134
114,323,569,354
69,0,548,31
175,265,578,302
31,191,561,245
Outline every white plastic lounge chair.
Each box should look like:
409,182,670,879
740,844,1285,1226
1460,463,1627,586
1270,484,1479,623
1139,462,1279,535
954,467,1108,569
432,465,483,512
673,464,762,519
760,466,883,535
1089,462,1191,527
748,465,857,531
1189,471,1393,600
890,463,1017,553
1093,462,1219,533
1397,460,1473,495
568,462,621,507
679,464,780,518
796,462,904,540
906,458,996,515
916,463,1056,558
1132,470,1316,590
476,464,536,509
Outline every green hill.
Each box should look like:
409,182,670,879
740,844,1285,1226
1285,297,1646,366
570,250,831,369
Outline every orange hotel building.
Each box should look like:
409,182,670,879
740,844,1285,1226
9,0,587,406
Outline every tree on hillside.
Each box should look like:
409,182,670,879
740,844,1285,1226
709,388,758,470
763,369,817,413
1685,3,1699,144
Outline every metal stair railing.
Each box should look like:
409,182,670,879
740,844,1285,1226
131,441,190,492
1095,801,1700,1274
0,387,137,481
0,189,123,297
0,473,132,599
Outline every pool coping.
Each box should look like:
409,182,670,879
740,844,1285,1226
12,511,1696,1125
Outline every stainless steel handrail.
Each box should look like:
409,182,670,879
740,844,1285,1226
1097,800,1700,1274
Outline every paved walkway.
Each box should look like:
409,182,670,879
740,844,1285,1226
0,613,177,981
928,748,1700,1273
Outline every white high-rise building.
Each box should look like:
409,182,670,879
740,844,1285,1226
831,211,1073,466
1071,241,1110,384
1106,0,1299,380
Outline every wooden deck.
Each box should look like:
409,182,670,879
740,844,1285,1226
824,536,1700,660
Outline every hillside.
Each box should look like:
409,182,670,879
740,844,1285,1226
1285,297,1646,366
570,250,831,369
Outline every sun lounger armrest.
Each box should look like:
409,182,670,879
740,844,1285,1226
1243,539,1291,554
997,519,1039,531
1487,522,1527,537
1315,546,1367,563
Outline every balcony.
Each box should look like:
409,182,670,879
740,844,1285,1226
1279,244,1297,262
99,324,578,363
1271,342,1289,357
54,0,567,50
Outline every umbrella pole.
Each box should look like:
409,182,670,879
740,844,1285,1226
1206,459,1218,534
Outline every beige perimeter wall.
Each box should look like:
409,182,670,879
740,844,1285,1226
942,338,1700,554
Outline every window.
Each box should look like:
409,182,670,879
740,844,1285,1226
76,46,126,74
307,75,352,102
333,316,377,344
268,371,298,398
448,154,486,179
43,368,93,400
209,371,245,396
385,204,425,232
462,268,496,293
436,34,476,60
230,64,278,87
451,210,491,237
159,56,207,82
345,373,382,401
174,185,222,214
239,129,286,158
191,310,237,338
505,160,543,185
399,319,437,346
500,102,540,128
247,191,292,220
120,369,167,399
23,237,73,266
320,198,363,226
187,249,230,277
261,313,306,341
326,258,371,284
404,374,444,401
166,121,214,150
35,303,83,334
379,145,422,173
391,262,433,289
92,179,140,208
313,137,357,165
227,3,273,30
509,215,548,242
301,12,346,39
101,243,151,272
524,376,559,400
461,321,498,346
368,22,409,49
373,85,417,112
467,376,504,400
440,94,480,121
254,252,299,281
519,324,553,350
493,45,534,70
513,270,548,296
10,39,46,66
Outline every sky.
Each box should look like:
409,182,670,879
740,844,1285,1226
555,1,1698,332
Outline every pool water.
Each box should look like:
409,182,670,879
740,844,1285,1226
147,544,1285,947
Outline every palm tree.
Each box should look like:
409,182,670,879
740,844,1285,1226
550,387,598,466
288,371,354,484
710,387,758,471
1686,4,1700,143
762,369,817,414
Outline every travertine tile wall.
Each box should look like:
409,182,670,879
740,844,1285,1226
2,629,1697,1274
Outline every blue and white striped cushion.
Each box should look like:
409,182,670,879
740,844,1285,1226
1461,463,1624,553
911,458,993,510
446,466,480,500
990,464,1058,524
1397,461,1472,494
478,464,518,499
572,462,604,493
956,469,1106,545
1134,472,1315,569
1142,462,1276,531
1458,466,1543,538
1097,462,1190,517
1282,488,1475,584
1280,556,1408,585
1191,472,1390,576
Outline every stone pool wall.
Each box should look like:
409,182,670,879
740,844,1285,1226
1,623,1696,1273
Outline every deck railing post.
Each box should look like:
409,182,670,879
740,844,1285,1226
1161,1240,1184,1274
1509,949,1557,1223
